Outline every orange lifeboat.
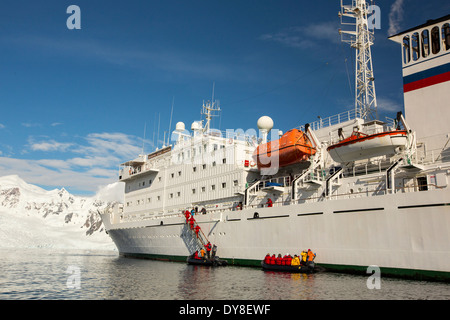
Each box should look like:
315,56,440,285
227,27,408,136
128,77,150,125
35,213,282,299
252,129,316,169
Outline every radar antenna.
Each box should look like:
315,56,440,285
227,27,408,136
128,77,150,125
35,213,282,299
339,0,378,120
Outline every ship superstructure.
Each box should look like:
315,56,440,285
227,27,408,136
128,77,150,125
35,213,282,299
101,5,450,281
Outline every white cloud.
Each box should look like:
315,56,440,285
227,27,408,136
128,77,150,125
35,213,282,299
377,97,403,113
30,139,73,152
388,0,405,36
1,131,144,195
259,21,341,49
0,124,5,129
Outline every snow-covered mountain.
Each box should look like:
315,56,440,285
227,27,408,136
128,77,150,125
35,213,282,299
0,175,123,250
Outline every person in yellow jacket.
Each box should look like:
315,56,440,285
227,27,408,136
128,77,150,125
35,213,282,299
300,250,308,265
291,255,300,266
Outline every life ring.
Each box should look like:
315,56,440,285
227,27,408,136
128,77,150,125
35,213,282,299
250,161,256,167
228,138,233,144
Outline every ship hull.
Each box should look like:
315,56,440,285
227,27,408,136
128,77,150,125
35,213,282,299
103,187,450,282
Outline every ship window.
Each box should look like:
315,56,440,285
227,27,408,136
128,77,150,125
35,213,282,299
193,166,197,172
178,171,181,176
431,26,440,54
192,188,196,194
212,161,216,167
202,186,206,192
443,23,450,51
234,180,239,187
177,192,181,197
148,197,151,203
417,176,428,191
411,32,420,61
211,184,216,191
202,164,206,170
171,173,174,178
421,29,430,58
169,193,173,199
402,36,411,64
222,158,226,164
222,182,226,188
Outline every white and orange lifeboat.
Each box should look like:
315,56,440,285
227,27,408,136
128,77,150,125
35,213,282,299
253,129,316,169
327,129,408,163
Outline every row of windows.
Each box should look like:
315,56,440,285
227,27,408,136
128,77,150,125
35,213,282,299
126,180,240,207
403,23,450,64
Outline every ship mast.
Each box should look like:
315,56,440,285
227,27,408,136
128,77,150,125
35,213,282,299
201,83,221,133
339,0,378,120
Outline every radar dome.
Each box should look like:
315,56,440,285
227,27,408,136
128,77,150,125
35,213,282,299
175,122,185,132
257,116,274,131
191,121,201,131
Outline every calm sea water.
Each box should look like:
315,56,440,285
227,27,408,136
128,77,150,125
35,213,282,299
0,248,449,301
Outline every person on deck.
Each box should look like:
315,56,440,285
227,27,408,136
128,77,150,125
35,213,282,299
266,198,273,207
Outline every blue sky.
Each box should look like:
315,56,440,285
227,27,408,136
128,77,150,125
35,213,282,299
0,0,448,195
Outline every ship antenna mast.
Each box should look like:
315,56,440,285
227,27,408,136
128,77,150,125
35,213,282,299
202,82,221,133
339,0,378,120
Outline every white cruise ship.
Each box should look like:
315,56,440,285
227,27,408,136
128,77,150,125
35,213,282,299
100,3,450,281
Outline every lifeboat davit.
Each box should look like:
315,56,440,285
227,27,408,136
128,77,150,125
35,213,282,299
327,130,408,163
253,129,316,169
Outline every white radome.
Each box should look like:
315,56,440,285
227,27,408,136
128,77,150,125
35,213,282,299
257,116,274,131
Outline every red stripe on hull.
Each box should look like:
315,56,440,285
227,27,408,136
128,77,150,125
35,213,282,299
404,71,450,93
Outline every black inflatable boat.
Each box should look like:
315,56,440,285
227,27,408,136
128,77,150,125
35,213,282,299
261,261,315,273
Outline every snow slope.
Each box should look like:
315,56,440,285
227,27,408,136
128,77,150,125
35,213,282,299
0,175,123,250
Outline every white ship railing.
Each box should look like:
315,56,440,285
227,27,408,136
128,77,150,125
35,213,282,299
298,109,362,132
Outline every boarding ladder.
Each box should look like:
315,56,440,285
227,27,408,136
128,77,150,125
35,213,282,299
186,214,211,252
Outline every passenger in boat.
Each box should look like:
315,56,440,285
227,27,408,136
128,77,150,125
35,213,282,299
200,248,206,259
286,254,292,266
270,254,276,265
236,202,243,210
307,249,316,262
193,250,200,259
205,242,212,259
276,254,282,265
291,255,300,266
300,250,308,265
266,198,273,207
264,254,271,264
191,208,195,216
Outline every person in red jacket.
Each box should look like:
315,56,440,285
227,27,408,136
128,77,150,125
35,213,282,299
184,210,190,223
276,254,282,265
287,254,293,266
264,254,271,264
266,198,273,207
270,254,276,265
194,225,201,238
205,242,212,259
189,216,195,230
